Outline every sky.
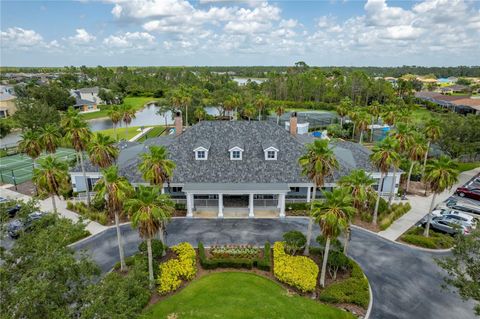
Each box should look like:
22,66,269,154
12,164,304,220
1,0,479,67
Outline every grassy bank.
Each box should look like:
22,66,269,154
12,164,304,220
95,125,165,141
80,96,158,120
457,162,480,172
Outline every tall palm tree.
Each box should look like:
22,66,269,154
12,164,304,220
254,95,268,121
275,104,285,124
139,146,176,192
338,169,375,254
405,133,427,193
336,97,352,128
18,130,42,160
422,118,442,192
355,111,370,144
88,133,119,169
224,95,240,120
125,186,174,288
194,107,207,122
63,116,93,206
299,139,339,255
94,165,133,271
368,101,381,142
107,105,122,141
32,155,70,212
370,137,401,224
243,104,256,122
60,107,80,129
181,93,192,127
423,156,459,237
388,123,413,205
381,104,397,126
120,105,136,140
348,108,359,140
38,124,62,154
311,188,355,287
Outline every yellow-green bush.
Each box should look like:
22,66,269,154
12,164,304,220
157,242,196,294
273,242,318,292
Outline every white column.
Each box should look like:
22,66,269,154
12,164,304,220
218,193,223,218
161,186,165,194
306,186,311,202
249,193,254,218
186,193,193,218
279,193,286,218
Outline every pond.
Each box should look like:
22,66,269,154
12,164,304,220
232,77,267,85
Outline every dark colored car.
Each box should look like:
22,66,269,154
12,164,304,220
6,204,22,218
7,212,45,239
456,186,480,201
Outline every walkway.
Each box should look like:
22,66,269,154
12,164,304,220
378,167,480,241
129,127,153,142
72,218,476,319
0,187,107,235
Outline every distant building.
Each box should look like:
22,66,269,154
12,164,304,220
415,91,480,115
0,85,17,118
439,84,470,95
69,86,103,113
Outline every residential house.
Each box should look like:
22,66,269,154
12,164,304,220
70,114,401,218
70,87,103,113
415,91,480,115
0,85,17,118
439,84,470,95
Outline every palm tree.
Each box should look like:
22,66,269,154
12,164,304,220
388,123,413,205
224,95,240,120
18,130,42,160
275,104,285,124
120,105,136,140
370,137,401,224
311,188,355,287
139,146,176,192
299,139,339,255
32,155,70,212
107,105,122,141
242,104,256,122
336,97,352,128
60,107,80,129
94,165,133,271
348,108,359,140
181,93,192,127
368,101,381,142
88,133,119,169
355,111,370,144
338,169,376,254
423,156,459,237
381,104,397,126
63,116,93,206
125,186,174,288
38,124,62,154
422,119,442,192
254,95,268,121
405,133,427,193
194,107,207,122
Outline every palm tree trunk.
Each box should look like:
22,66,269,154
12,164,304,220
125,123,128,140
147,237,154,289
406,161,414,193
79,151,91,206
422,140,431,195
304,185,317,255
359,130,364,144
423,193,437,237
340,117,343,128
320,236,330,288
115,212,126,271
51,195,57,213
388,168,397,207
343,225,350,255
351,123,356,140
370,116,374,142
277,115,280,125
114,123,118,141
373,173,384,225
159,225,166,257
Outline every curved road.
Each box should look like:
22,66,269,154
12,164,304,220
72,218,475,319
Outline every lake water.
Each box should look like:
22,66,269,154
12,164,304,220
232,77,266,85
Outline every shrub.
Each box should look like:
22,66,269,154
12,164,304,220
210,244,259,259
401,227,454,249
174,203,186,210
379,203,412,230
273,242,318,292
283,231,306,255
255,242,271,271
319,259,369,309
66,201,108,225
327,251,351,280
157,242,196,294
315,235,343,258
139,239,164,260
286,202,309,211
198,242,271,271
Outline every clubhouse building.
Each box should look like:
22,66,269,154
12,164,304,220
70,114,401,218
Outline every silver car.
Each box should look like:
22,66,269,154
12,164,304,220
427,216,472,236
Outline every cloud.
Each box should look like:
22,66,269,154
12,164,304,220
103,32,155,48
68,28,96,44
0,27,44,48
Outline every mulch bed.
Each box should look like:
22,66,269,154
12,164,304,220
352,216,380,232
7,181,37,196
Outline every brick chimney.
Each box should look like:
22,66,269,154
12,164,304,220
174,111,183,136
289,112,297,136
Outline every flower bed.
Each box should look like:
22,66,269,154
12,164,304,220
210,244,259,259
157,242,196,295
273,242,318,293
199,242,271,271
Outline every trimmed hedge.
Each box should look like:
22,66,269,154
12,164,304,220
379,202,412,231
401,227,455,249
286,202,309,211
319,259,370,309
273,242,318,293
198,242,271,271
66,201,108,225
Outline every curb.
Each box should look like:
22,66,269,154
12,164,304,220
348,255,373,319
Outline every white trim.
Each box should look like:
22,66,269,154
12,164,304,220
264,149,278,161
228,146,244,152
263,146,279,152
195,149,208,160
230,149,242,160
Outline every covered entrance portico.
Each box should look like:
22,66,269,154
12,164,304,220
183,183,289,218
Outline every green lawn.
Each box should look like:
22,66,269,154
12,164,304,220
457,162,480,172
411,106,433,125
142,272,354,319
96,125,165,141
80,96,158,120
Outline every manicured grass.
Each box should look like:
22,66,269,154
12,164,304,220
457,162,480,172
96,125,164,141
80,96,158,120
142,272,354,319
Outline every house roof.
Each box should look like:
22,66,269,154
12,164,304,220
76,87,100,94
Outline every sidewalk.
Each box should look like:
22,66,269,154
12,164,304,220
0,187,107,235
378,167,480,241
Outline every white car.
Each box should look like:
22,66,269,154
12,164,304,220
430,209,477,229
436,199,480,217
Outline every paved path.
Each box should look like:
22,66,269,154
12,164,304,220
71,218,476,319
379,167,480,240
0,187,107,235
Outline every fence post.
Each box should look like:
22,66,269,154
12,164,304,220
12,170,17,191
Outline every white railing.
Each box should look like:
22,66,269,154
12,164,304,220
253,199,277,207
195,199,219,207
285,198,308,203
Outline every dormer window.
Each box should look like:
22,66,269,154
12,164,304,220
262,143,279,161
196,150,206,160
194,140,211,161
229,147,243,160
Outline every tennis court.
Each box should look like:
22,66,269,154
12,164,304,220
0,148,76,185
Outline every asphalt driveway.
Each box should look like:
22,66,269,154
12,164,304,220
71,218,476,319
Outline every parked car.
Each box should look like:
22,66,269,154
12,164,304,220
424,216,472,236
5,204,22,218
7,211,46,239
437,199,480,217
428,209,478,228
455,186,480,201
